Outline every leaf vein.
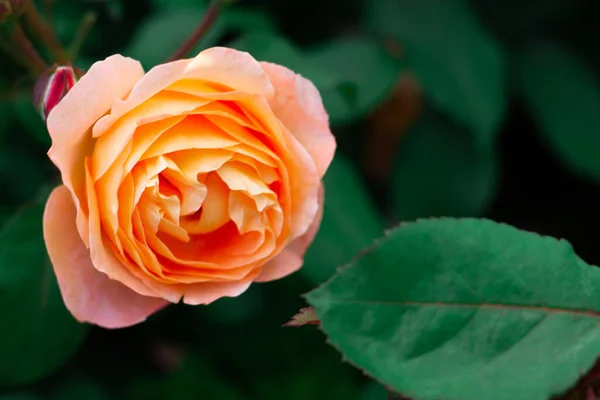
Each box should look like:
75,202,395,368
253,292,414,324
334,299,600,317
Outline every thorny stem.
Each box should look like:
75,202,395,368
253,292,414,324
68,11,97,59
9,23,47,76
167,0,223,62
22,0,68,63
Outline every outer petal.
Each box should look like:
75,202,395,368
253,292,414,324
182,281,252,305
43,185,167,329
260,62,336,178
93,47,274,139
254,184,325,282
47,54,144,203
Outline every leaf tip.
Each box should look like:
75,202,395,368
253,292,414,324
282,307,320,327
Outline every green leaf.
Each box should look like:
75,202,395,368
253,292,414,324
473,0,584,43
307,37,400,125
515,41,600,184
0,143,48,204
365,0,506,148
124,7,207,69
307,218,600,400
125,6,276,70
302,154,385,284
391,107,498,220
150,0,207,9
10,96,49,146
360,382,390,400
0,206,11,229
0,203,88,386
0,101,9,144
230,33,356,124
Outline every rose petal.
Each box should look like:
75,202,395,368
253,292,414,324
93,47,274,139
182,281,252,305
47,55,144,209
185,47,274,97
254,184,324,282
43,185,168,329
141,115,239,159
260,62,336,178
92,91,210,180
47,55,144,248
235,96,320,240
85,158,175,299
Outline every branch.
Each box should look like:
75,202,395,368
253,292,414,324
22,0,68,63
168,0,222,62
68,11,97,59
10,23,47,76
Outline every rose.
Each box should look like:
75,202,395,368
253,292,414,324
42,47,335,328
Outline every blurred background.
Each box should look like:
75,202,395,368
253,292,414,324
1,0,600,399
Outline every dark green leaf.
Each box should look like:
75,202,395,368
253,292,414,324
473,0,585,43
391,107,498,220
0,203,87,386
10,97,49,146
230,33,356,124
0,144,47,204
360,382,390,400
126,6,276,70
150,0,207,9
124,7,207,69
0,206,11,229
307,37,400,125
105,0,124,21
308,218,600,400
366,0,506,148
0,101,9,144
302,154,385,284
515,41,600,184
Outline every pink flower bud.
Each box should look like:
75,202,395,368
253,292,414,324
33,65,78,121
0,0,25,23
0,1,12,23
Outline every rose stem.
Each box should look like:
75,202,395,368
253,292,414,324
43,0,54,26
68,11,97,60
168,0,223,62
9,23,47,77
22,0,69,63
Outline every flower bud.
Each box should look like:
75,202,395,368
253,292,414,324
0,1,11,23
33,65,78,121
0,0,25,23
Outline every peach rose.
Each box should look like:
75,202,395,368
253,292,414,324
43,47,335,329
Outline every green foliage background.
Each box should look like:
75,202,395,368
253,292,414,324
1,0,600,398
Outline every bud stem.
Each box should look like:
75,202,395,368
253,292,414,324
42,0,54,26
23,0,68,63
9,23,47,76
168,0,222,62
68,11,97,60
